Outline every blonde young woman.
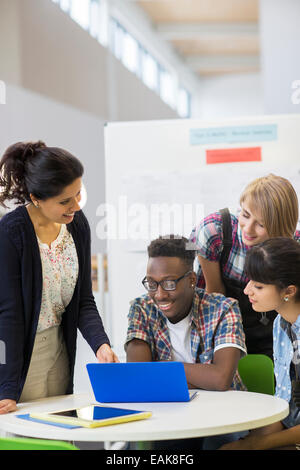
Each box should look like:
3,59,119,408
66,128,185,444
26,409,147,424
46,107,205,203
189,174,300,360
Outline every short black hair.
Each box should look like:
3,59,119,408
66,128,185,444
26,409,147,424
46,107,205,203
244,237,300,301
147,235,196,269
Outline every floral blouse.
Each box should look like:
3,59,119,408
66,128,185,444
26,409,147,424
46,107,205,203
37,224,79,332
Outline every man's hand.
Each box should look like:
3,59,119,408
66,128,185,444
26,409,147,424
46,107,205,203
96,343,119,363
0,399,17,415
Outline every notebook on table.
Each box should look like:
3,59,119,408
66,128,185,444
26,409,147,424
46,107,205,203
86,361,198,403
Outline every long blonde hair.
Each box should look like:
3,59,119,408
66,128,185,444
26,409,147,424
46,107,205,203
240,174,299,238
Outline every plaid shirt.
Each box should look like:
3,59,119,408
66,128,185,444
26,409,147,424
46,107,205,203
126,287,247,390
190,211,300,288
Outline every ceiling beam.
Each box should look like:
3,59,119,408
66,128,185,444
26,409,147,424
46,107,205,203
156,22,259,40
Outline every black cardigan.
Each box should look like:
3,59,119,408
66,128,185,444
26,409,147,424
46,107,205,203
0,205,110,401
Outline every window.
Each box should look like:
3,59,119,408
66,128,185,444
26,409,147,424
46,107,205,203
141,49,159,91
70,0,90,31
110,19,140,76
110,19,125,61
122,32,139,75
89,0,101,39
159,68,176,108
177,87,191,118
60,0,71,13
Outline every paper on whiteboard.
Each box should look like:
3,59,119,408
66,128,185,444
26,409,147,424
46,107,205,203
120,163,300,252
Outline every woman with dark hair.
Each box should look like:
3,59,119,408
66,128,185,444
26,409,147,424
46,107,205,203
220,237,300,450
0,141,118,414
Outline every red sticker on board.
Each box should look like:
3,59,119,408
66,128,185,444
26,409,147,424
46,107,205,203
206,147,262,164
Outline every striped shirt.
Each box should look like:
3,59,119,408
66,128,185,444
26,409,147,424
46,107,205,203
190,211,300,288
126,287,247,390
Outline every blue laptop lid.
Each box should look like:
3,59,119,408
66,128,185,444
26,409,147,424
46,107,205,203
86,362,190,403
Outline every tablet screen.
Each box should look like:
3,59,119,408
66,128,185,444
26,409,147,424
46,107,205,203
49,405,142,421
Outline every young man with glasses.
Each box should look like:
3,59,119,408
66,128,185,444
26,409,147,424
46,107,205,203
125,235,246,391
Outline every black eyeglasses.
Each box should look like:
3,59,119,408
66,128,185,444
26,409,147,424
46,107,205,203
142,270,192,292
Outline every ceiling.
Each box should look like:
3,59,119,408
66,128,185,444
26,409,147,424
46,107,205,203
135,0,260,77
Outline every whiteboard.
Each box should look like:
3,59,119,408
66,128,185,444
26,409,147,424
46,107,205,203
103,115,300,355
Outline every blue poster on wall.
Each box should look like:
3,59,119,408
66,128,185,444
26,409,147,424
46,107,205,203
190,124,277,145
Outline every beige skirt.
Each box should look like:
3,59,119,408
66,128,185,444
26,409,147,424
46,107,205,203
19,325,70,403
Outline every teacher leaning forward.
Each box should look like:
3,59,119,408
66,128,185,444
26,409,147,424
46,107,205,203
0,141,118,414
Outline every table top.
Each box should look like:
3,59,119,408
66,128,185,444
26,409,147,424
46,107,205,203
0,391,289,442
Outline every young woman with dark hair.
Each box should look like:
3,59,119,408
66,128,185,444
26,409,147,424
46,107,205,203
0,141,118,414
220,237,300,450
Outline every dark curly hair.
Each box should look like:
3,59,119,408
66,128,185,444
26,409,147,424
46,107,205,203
0,141,84,207
147,235,196,269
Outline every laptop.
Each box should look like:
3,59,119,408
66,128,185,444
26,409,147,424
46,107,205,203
86,362,198,403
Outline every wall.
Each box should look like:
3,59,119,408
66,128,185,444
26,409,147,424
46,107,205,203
260,0,300,114
0,0,267,123
0,0,21,85
0,0,178,122
197,73,264,120
106,53,180,121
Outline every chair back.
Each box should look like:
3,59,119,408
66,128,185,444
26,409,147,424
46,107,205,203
238,354,275,395
0,436,78,450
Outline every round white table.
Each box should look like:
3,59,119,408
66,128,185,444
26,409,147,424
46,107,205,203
0,390,289,443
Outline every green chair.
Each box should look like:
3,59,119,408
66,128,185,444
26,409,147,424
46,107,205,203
238,354,275,395
0,436,78,450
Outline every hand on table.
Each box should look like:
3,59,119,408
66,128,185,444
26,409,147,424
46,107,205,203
0,399,17,415
96,343,120,363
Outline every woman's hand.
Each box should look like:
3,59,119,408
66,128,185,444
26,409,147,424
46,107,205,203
0,399,17,414
96,343,120,363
